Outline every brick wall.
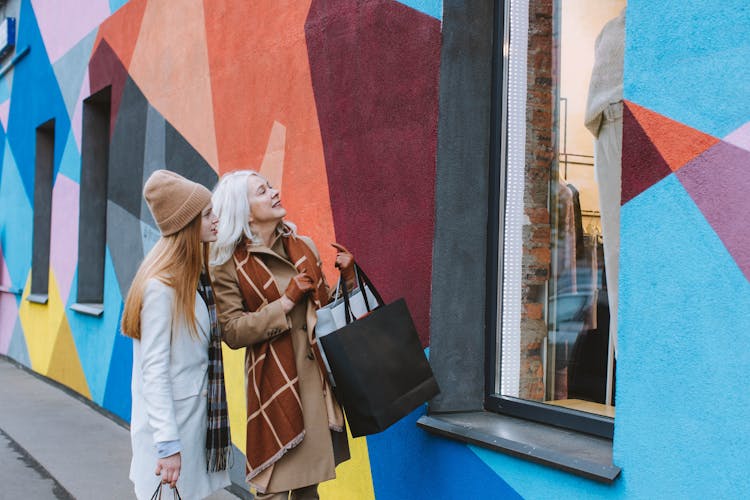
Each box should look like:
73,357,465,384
519,0,556,400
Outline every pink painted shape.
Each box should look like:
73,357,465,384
49,174,79,305
71,70,89,150
0,249,18,354
0,99,9,132
724,121,750,152
32,0,111,64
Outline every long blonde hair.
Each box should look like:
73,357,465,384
121,214,206,340
210,170,295,266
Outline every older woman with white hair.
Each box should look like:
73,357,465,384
209,170,354,500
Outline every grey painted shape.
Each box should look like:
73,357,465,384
108,77,148,218
227,444,253,499
31,122,55,296
106,201,144,298
140,220,160,257
140,105,166,229
164,120,219,190
78,89,111,304
7,319,30,367
429,0,495,412
52,29,97,118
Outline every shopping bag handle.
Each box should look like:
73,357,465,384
340,263,384,324
149,482,182,500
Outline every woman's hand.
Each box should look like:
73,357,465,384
282,273,315,313
155,452,181,488
331,243,356,285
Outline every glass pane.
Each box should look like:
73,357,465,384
499,0,625,418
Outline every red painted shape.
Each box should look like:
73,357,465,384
93,0,147,71
621,103,674,205
625,100,719,172
88,40,128,137
305,0,441,346
203,0,338,280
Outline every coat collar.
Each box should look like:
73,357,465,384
244,234,297,269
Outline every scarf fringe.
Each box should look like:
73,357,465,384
206,445,233,473
245,430,306,490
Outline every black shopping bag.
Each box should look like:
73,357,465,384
318,265,440,437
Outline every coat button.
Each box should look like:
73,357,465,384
301,323,307,332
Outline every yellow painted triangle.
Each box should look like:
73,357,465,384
45,315,92,399
222,343,375,499
18,270,66,373
222,344,247,453
319,429,376,500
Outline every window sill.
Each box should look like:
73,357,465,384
26,294,48,304
417,411,621,484
70,303,104,317
0,285,23,296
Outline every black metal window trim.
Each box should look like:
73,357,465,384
482,0,614,440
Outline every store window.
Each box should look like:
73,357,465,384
487,0,625,437
29,119,56,303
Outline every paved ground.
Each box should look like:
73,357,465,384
0,357,241,499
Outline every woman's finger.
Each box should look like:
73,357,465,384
331,242,350,254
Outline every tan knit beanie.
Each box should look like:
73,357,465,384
143,170,212,236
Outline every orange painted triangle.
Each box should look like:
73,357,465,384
93,0,147,71
625,100,720,172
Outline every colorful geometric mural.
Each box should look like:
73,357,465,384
0,0,450,498
2,0,749,498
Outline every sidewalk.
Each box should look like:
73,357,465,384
0,356,241,499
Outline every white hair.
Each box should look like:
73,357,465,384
209,170,295,266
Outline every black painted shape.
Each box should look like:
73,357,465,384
78,87,111,304
108,77,148,218
164,120,218,190
31,120,55,297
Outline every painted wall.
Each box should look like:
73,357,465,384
1,0,749,499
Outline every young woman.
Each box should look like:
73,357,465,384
210,170,355,500
122,170,231,499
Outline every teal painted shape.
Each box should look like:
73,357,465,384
624,1,750,137
66,247,123,405
0,139,33,289
102,303,132,422
58,132,82,183
52,29,97,122
470,445,623,499
394,0,442,19
0,77,10,102
7,319,31,367
109,0,130,14
618,175,750,496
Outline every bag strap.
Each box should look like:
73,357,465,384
150,482,182,500
341,263,385,324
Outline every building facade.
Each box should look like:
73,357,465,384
0,0,748,498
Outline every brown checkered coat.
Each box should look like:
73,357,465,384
211,233,348,493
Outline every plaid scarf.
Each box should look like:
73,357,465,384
198,272,231,472
233,234,343,488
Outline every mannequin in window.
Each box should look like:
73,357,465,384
584,9,624,356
